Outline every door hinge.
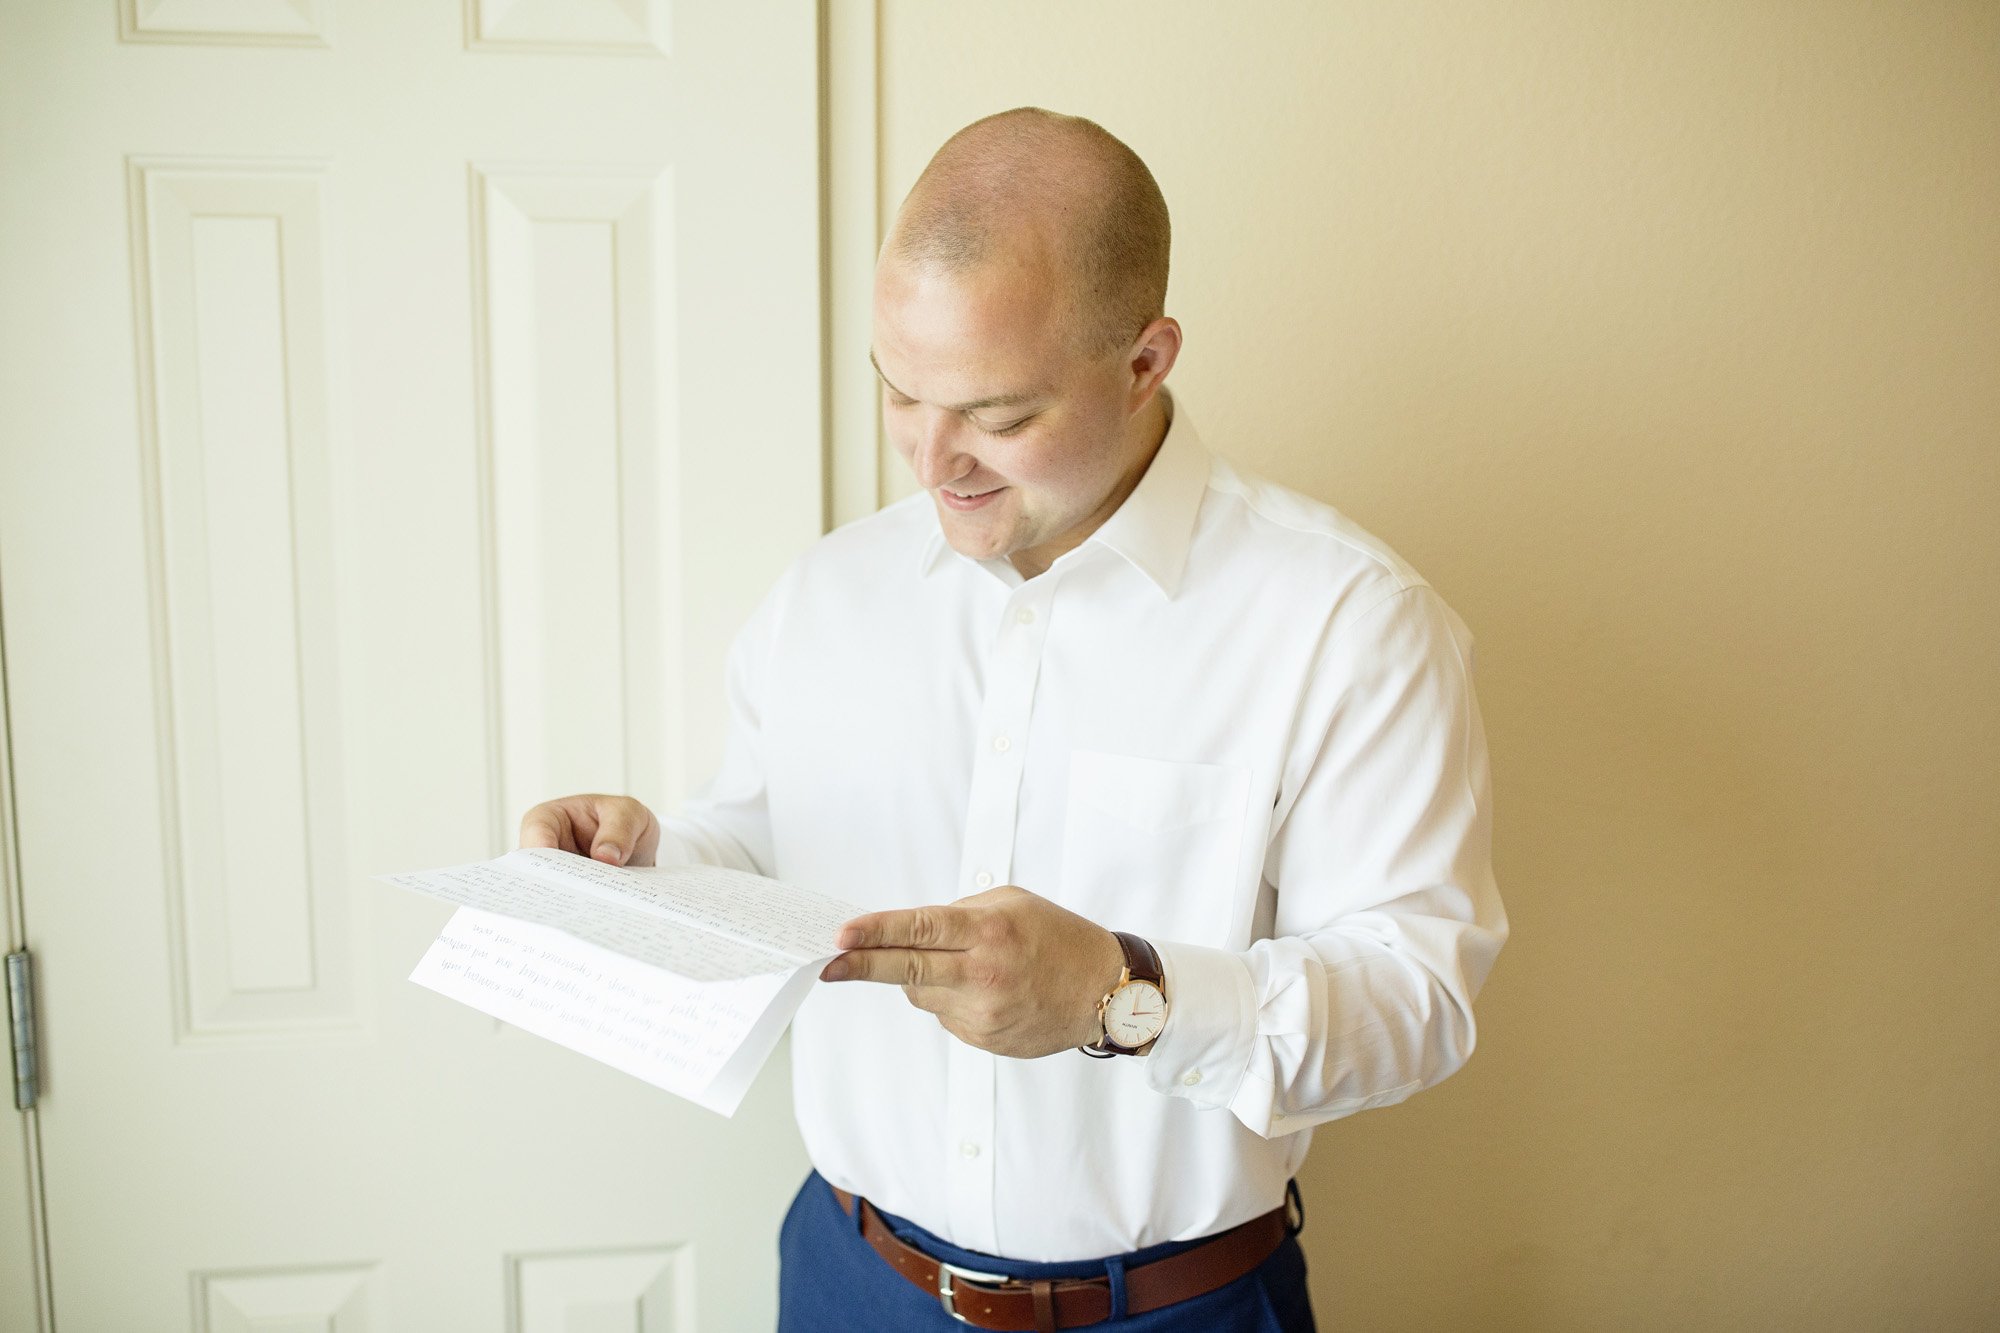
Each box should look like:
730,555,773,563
6,949,35,1110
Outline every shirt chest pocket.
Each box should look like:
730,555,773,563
1058,749,1251,947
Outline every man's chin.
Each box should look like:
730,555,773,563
938,515,1014,562
944,536,1010,562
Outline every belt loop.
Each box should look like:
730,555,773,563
1104,1254,1129,1320
1285,1178,1305,1238
1030,1279,1057,1333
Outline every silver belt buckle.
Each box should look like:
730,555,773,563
937,1258,1013,1322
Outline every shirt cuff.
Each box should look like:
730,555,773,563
653,821,701,867
1142,940,1258,1110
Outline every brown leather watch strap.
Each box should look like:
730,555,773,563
1113,930,1163,985
829,1184,1286,1330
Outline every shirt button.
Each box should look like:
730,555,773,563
960,1141,981,1159
974,870,994,888
1182,1070,1203,1087
1015,608,1035,625
991,734,1011,752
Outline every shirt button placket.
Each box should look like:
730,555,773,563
945,582,1056,1253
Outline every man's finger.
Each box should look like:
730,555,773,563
900,983,954,1014
518,804,577,852
517,796,657,866
588,798,662,867
835,905,975,951
821,947,965,988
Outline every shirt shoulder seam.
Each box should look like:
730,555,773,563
1204,469,1423,591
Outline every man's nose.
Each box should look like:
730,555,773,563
910,410,973,491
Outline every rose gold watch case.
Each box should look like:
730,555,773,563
1099,975,1168,1052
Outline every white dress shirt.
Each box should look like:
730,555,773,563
656,389,1508,1261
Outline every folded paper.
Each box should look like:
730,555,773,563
375,847,863,1116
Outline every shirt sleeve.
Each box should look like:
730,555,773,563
1142,581,1509,1138
651,559,800,878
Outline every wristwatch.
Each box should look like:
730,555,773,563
1081,931,1168,1057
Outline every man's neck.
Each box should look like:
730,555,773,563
1008,391,1171,581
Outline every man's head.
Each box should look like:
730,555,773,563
872,107,1181,577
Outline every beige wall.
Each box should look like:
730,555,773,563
870,3,1999,1328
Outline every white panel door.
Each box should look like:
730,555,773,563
0,1,824,1327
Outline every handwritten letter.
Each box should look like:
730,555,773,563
376,849,861,1116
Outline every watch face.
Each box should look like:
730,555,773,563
1103,981,1166,1048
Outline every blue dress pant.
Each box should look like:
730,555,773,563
777,1169,1316,1331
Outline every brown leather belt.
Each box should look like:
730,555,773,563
829,1183,1293,1331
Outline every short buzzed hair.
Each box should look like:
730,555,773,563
888,107,1171,357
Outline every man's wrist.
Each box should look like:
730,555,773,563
1079,925,1124,1047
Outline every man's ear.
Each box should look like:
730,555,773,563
1125,315,1183,415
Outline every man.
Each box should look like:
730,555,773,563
522,107,1507,1331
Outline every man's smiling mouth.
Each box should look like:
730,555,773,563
940,485,1006,510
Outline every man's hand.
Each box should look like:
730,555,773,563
518,794,661,867
819,886,1128,1059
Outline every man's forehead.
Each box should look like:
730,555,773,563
875,250,1056,336
871,259,1067,404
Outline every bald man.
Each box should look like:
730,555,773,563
523,107,1507,1332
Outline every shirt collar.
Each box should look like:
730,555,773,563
914,387,1212,598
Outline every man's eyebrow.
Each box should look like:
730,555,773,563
868,348,1045,413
